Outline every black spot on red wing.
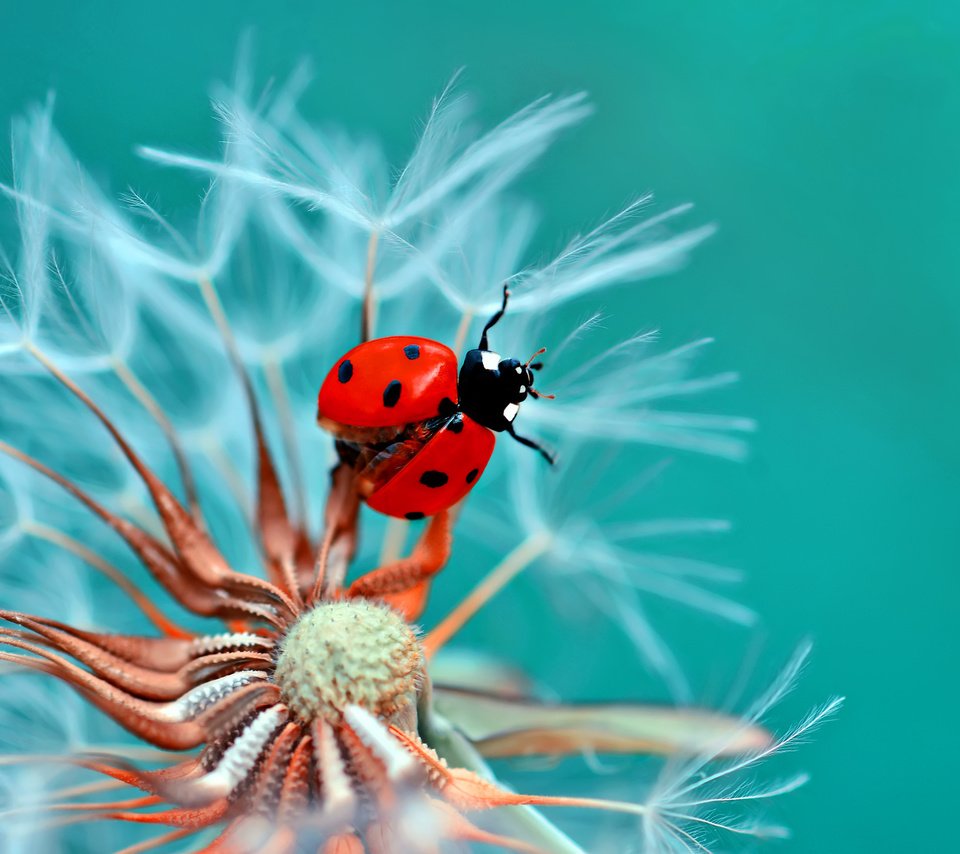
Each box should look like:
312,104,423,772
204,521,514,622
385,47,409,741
405,511,425,521
419,470,449,488
438,397,457,418
382,380,402,407
403,344,421,360
465,468,479,484
338,360,353,383
446,415,465,434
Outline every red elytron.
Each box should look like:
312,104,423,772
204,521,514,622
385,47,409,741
360,413,496,519
316,287,552,520
317,337,458,438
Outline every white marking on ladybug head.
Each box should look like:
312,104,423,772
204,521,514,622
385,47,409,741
481,351,501,371
503,402,520,422
516,366,523,374
519,385,526,393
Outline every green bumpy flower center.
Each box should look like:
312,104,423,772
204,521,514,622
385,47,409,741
274,600,424,728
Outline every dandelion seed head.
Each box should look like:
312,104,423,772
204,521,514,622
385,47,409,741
275,600,424,727
0,61,835,854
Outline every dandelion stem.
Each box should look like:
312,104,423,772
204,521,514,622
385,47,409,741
109,355,203,526
378,517,409,565
114,827,199,854
312,522,337,601
198,273,305,584
28,347,204,528
0,746,185,766
0,795,161,817
521,793,650,818
424,531,551,657
197,274,272,461
263,353,308,526
361,230,380,342
39,778,126,803
452,307,474,357
22,521,190,638
197,275,239,361
198,433,253,520
311,464,360,601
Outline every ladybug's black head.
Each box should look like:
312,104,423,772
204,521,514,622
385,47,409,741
456,285,555,464
458,349,538,432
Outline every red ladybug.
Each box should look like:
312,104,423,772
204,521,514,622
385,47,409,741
317,287,552,519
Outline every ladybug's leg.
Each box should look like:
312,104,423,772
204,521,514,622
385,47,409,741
347,510,451,613
478,284,510,350
505,424,556,465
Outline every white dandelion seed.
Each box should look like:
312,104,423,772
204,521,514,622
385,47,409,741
636,643,844,852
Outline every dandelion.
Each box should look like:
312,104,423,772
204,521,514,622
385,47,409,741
0,64,838,852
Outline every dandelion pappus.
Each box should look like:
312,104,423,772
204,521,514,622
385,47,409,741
317,285,555,520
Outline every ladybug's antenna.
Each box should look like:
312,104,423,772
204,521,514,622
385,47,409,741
524,346,556,400
523,347,546,368
479,284,510,350
529,387,556,401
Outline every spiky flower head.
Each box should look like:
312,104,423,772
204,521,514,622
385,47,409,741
275,600,424,728
0,62,839,853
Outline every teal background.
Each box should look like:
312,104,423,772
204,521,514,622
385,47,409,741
2,3,957,851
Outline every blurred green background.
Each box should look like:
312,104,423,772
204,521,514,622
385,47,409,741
2,2,956,851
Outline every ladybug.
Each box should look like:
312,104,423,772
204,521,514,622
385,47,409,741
317,286,553,519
